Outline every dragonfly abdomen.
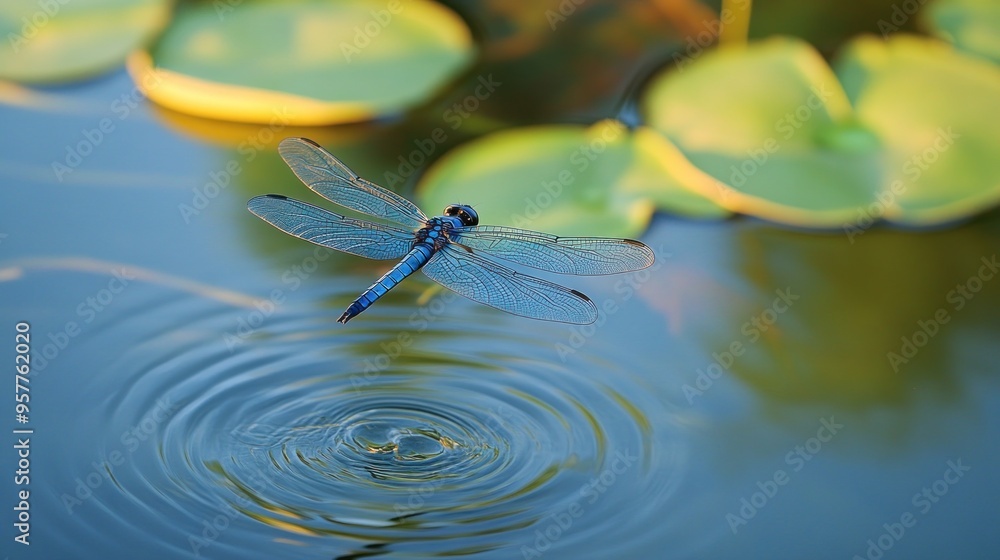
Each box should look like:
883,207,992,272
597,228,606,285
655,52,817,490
337,243,436,323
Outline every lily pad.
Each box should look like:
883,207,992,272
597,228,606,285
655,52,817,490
0,0,171,83
128,0,474,125
641,38,881,227
837,35,1000,224
925,0,1000,64
417,119,727,238
641,35,1000,227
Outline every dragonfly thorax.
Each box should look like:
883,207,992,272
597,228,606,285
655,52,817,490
415,217,458,251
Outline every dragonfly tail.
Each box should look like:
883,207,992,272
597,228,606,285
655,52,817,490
337,301,366,324
338,245,433,324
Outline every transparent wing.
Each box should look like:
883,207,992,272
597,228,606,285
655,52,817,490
422,243,598,324
449,225,654,275
278,137,428,228
248,195,415,260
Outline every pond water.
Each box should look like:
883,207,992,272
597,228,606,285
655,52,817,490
3,29,1000,560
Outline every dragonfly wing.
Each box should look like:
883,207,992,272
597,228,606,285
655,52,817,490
450,225,654,275
248,195,415,260
278,137,428,228
421,243,598,324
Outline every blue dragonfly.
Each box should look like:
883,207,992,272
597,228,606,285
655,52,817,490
248,138,655,324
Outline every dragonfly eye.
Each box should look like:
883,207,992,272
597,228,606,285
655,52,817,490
444,204,479,226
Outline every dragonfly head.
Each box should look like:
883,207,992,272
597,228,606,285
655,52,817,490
444,204,479,226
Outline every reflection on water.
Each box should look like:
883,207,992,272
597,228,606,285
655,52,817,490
16,268,682,558
725,215,1000,413
3,198,1000,558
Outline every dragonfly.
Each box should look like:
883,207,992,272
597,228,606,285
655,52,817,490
247,138,655,324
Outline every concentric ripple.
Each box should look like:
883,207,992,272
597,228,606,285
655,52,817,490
40,277,687,558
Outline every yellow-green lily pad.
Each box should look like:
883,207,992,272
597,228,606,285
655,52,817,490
129,0,474,125
0,0,171,83
417,120,728,238
642,38,882,226
837,35,1000,224
641,35,1000,227
925,0,1000,64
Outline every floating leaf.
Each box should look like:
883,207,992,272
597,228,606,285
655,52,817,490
641,36,1000,227
837,35,1000,224
128,0,474,125
642,38,880,226
0,0,171,83
925,0,1000,64
417,119,727,238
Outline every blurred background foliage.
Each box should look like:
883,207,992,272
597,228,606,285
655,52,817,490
2,0,999,235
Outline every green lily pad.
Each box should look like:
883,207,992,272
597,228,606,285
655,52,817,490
925,0,1000,64
0,0,171,83
417,120,727,238
837,35,1000,224
642,38,881,226
641,35,1000,227
131,0,474,125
